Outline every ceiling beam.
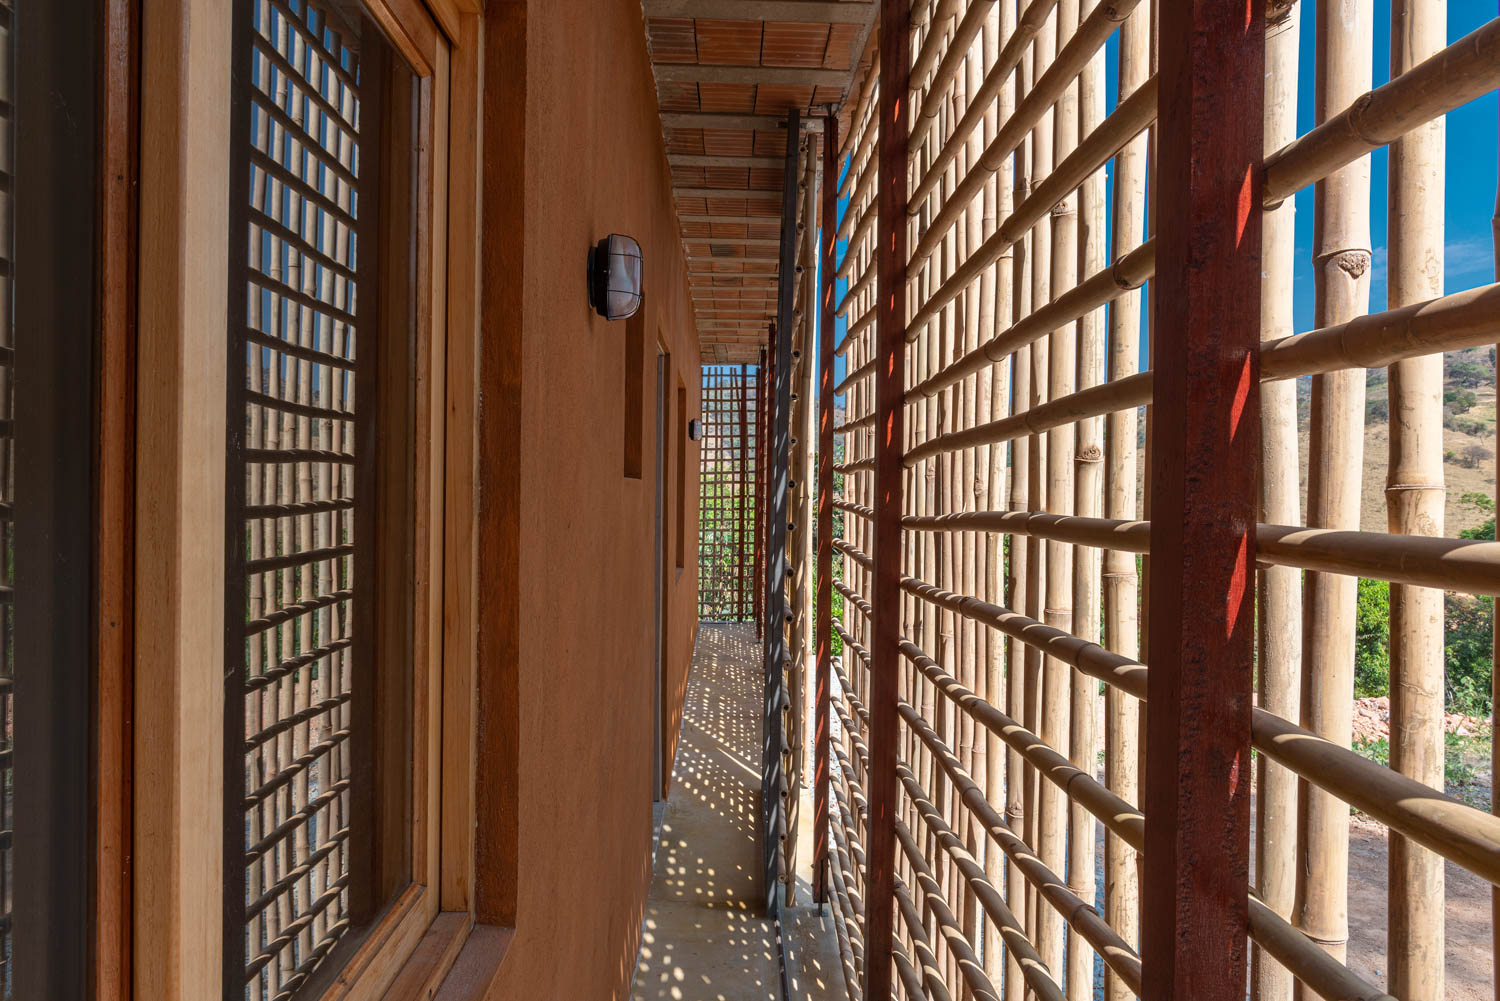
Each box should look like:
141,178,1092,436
654,64,848,86
687,253,781,263
661,111,823,132
674,186,784,201
644,0,875,23
678,214,783,225
668,153,786,168
681,235,782,246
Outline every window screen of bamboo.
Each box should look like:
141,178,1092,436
823,3,1500,1000
227,0,373,996
698,364,759,621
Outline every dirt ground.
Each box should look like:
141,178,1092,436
1346,813,1495,999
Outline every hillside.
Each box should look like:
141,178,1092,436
1295,347,1498,535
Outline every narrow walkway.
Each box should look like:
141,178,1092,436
632,623,845,1001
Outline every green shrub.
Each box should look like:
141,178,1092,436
1354,577,1390,698
1445,592,1493,716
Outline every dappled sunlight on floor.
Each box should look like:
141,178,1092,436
631,624,845,1001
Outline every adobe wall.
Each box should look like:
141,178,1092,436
481,0,702,997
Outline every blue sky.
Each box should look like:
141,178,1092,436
822,3,1499,393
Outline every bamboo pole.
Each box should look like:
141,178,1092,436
1493,29,1500,992
1385,1,1447,997
1262,17,1500,206
1039,0,1082,980
1294,0,1372,980
1254,5,1301,1001
1065,5,1105,996
1101,7,1146,1000
909,77,1158,339
1021,9,1059,959
879,556,1500,887
1003,240,1032,1001
978,3,1013,987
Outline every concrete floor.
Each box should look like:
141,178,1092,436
631,623,847,1001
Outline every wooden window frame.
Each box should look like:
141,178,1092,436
133,2,504,1000
10,1,104,999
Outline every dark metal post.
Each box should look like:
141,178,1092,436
813,115,838,905
1142,3,1263,999
865,2,909,994
738,364,751,619
763,108,801,916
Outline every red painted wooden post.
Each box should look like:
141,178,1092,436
1142,2,1263,999
864,0,909,995
814,115,839,905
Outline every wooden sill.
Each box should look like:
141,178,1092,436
380,911,472,1000
432,924,513,1001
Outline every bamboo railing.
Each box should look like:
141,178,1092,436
812,1,1500,999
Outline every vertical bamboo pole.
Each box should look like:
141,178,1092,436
1385,0,1446,995
1021,6,1054,951
1102,6,1147,1001
1492,40,1500,995
1003,176,1032,1001
1067,3,1106,997
1038,0,1077,976
1293,0,1372,983
1253,5,1301,1001
816,115,840,906
981,3,1015,988
1141,3,1262,999
865,0,912,991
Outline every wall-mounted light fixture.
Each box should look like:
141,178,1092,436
688,418,703,442
587,234,643,320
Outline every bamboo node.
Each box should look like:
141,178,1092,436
1076,445,1104,463
1315,247,1371,279
1266,0,1296,25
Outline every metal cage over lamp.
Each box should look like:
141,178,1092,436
587,234,643,320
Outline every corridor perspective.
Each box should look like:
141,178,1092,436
9,0,1500,999
632,625,842,1001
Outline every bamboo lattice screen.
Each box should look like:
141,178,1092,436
814,1,1500,1000
698,365,761,621
226,1,370,996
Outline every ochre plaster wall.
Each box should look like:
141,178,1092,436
481,0,702,997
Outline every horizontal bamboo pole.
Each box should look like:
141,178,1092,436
909,241,1155,399
899,632,1403,999
903,508,1500,597
1252,710,1500,885
910,279,1500,461
889,550,1500,884
903,371,1152,464
833,413,877,434
835,259,876,316
906,0,1062,192
898,718,1144,995
1262,280,1500,377
834,356,877,394
1263,16,1500,204
836,200,877,281
908,0,1145,259
1247,895,1397,1001
893,818,1003,1001
907,78,1158,336
910,0,995,135
910,0,961,85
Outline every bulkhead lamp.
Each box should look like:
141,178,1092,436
587,234,644,320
